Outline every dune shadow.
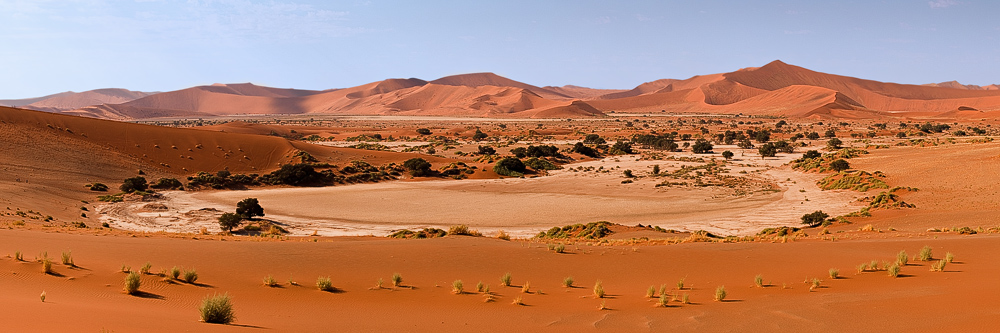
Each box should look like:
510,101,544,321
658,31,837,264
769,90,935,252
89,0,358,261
132,291,166,300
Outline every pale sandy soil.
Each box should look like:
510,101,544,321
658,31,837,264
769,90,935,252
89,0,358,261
99,148,860,237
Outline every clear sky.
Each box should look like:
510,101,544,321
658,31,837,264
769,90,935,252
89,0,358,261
0,0,997,98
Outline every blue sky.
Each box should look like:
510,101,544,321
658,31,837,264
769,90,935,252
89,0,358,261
0,0,997,98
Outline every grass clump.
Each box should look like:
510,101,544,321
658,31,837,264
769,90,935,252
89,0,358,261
676,278,686,290
199,293,235,324
42,258,53,275
120,264,131,273
124,271,141,295
888,263,901,277
391,273,402,287
713,286,727,302
316,277,334,292
931,260,947,272
14,251,23,261
476,281,485,293
657,293,668,307
563,276,574,288
452,280,464,294
61,251,75,267
521,282,531,293
897,250,908,266
754,274,764,287
263,275,278,287
593,280,605,298
140,262,152,275
171,266,181,279
183,269,199,284
829,268,840,279
552,244,566,253
447,225,482,237
646,285,656,298
918,246,933,261
500,272,512,287
537,221,613,239
496,230,511,241
945,252,955,263
512,296,524,306
809,278,821,291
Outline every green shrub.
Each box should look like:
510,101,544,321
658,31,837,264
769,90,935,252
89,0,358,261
61,251,74,267
171,266,181,279
42,258,53,274
140,262,152,275
493,157,526,177
199,293,235,324
897,250,908,266
888,263,901,277
931,260,947,272
124,271,141,295
452,280,464,294
150,178,183,190
403,158,433,177
829,159,850,171
88,183,109,191
120,176,148,193
524,157,561,171
218,213,242,233
945,252,955,263
263,275,278,287
391,273,403,287
563,277,574,288
236,198,264,220
829,268,839,279
646,285,656,298
800,211,829,227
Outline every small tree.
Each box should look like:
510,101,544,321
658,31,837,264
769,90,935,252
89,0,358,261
691,139,714,154
721,150,734,160
477,146,496,155
758,143,777,158
801,211,829,227
416,128,432,135
120,177,148,193
493,157,526,177
802,150,821,160
827,138,843,150
829,159,850,172
403,158,433,177
472,129,488,141
236,198,264,220
218,213,242,233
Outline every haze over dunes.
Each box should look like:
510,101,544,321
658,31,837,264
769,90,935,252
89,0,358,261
2,61,997,121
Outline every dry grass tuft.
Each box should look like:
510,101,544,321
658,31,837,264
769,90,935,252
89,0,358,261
713,286,727,301
593,280,605,298
452,280,464,294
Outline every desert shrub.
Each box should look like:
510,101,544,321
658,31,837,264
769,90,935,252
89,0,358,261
170,266,181,279
758,143,777,158
416,128,432,135
124,271,141,295
945,252,955,263
918,246,933,261
259,163,327,186
218,213,243,233
721,150,734,160
897,250,908,266
524,157,561,171
754,274,763,287
646,285,656,298
537,221,613,239
199,293,235,324
800,211,829,227
140,262,152,274
452,280,464,294
120,177,148,193
512,296,524,306
61,251,74,267
472,129,488,141
42,258,53,274
493,157,526,177
403,158,433,177
584,134,606,144
829,268,840,279
391,273,403,287
758,226,801,236
593,280,605,298
477,145,496,155
571,142,600,158
183,269,199,284
448,225,481,236
677,278,685,290
521,282,531,293
501,273,512,287
801,150,821,159
317,277,334,291
931,260,947,272
496,230,510,240
263,275,278,287
888,263,901,277
691,139,713,154
553,244,566,253
829,159,850,172
810,278,821,291
389,228,447,239
609,141,634,155
150,178,183,190
236,198,264,219
88,183,109,191
714,286,727,301
827,138,843,150
563,277,574,288
14,251,22,261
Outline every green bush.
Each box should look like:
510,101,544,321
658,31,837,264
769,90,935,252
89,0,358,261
124,271,141,295
493,157,526,177
150,178,183,190
830,159,850,172
524,157,561,171
88,183,109,191
120,177,148,193
236,198,264,219
801,211,829,227
403,158,433,177
218,213,243,233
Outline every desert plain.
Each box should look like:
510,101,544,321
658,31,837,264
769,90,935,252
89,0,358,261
3,62,1000,331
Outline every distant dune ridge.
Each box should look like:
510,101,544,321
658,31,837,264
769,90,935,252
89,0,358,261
9,60,1000,120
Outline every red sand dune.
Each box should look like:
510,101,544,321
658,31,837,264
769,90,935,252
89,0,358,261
51,61,1000,120
2,89,152,113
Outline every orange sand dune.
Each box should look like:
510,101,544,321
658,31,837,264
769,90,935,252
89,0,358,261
6,89,152,112
56,61,1000,120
